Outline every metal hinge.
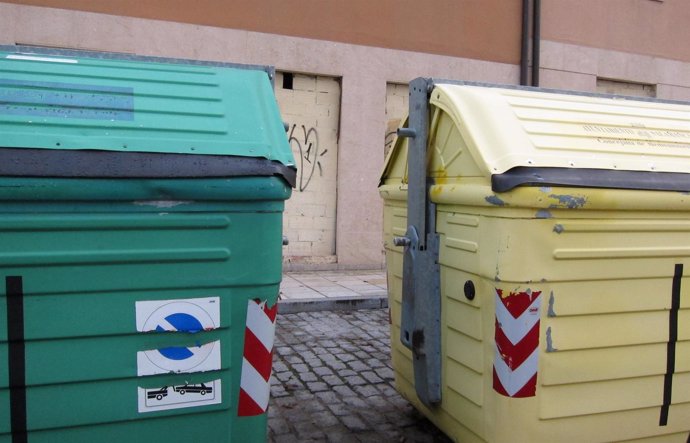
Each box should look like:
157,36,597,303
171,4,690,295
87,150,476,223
393,78,441,407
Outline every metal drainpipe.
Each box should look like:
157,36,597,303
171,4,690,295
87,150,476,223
520,0,530,86
532,0,541,87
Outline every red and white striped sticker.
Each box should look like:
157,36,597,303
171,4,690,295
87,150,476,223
237,299,278,416
493,289,541,398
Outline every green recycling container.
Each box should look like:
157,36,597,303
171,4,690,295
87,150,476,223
0,47,295,442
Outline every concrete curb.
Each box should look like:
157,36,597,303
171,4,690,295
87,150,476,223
278,294,389,314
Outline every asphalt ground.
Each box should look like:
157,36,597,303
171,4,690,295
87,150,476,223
268,308,452,443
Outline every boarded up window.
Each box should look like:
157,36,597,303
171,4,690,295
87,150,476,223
385,83,409,157
596,78,656,98
275,72,341,265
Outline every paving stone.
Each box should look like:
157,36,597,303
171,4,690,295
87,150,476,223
366,395,391,409
271,383,290,398
294,420,326,441
377,384,400,397
343,375,366,386
314,390,338,402
314,366,334,377
268,417,291,435
307,381,330,392
372,352,390,361
284,378,305,392
360,371,383,384
301,351,317,360
303,398,327,412
272,434,301,443
285,355,304,365
386,411,416,427
341,415,368,432
353,351,370,360
294,391,317,401
299,372,318,383
293,363,309,373
326,360,347,370
342,396,368,409
388,395,413,409
319,353,337,362
332,385,356,397
275,370,293,382
273,361,289,372
311,410,340,427
335,353,356,362
276,346,294,356
355,431,383,442
353,384,380,398
269,308,451,443
306,357,323,368
327,402,351,417
323,375,345,386
311,346,328,355
374,366,394,381
360,409,388,425
324,428,360,443
365,358,385,368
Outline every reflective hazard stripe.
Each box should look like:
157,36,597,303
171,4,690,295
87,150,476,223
493,289,541,398
238,299,277,416
240,357,270,411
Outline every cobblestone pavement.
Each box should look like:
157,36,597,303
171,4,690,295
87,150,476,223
269,309,452,442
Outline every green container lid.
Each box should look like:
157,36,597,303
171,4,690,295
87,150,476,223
0,47,295,186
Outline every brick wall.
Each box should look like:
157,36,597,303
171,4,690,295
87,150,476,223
275,72,341,267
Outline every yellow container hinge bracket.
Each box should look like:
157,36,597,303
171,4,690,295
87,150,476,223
396,77,442,407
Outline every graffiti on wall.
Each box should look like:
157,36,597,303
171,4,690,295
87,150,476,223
288,124,328,192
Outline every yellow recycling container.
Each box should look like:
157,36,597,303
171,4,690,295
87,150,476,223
379,79,690,443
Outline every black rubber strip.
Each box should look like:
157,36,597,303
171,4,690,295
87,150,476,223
660,264,683,426
491,166,690,193
0,147,297,188
6,276,27,443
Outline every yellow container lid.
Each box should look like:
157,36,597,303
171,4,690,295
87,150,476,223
432,84,690,176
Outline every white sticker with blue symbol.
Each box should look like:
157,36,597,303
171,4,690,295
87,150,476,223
135,297,221,376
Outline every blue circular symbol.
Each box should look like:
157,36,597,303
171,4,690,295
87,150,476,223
156,313,204,360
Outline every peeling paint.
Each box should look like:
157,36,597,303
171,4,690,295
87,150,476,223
536,209,553,219
553,224,564,234
547,292,556,317
485,195,507,206
549,193,587,209
546,327,557,352
539,187,552,193
134,200,193,208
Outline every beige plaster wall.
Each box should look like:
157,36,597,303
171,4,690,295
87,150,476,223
539,40,690,101
0,3,519,269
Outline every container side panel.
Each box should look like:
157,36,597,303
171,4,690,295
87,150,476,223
0,187,284,439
